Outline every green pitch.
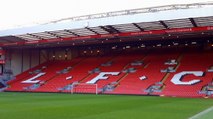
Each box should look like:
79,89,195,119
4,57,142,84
0,92,212,119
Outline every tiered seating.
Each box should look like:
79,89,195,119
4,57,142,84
112,53,179,95
6,62,51,91
34,58,83,92
5,50,213,98
162,52,213,97
71,56,115,93
80,53,144,93
33,60,76,92
63,56,116,93
37,56,112,93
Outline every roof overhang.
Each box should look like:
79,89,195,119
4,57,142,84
0,2,213,48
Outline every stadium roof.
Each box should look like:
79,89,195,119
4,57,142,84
0,2,213,48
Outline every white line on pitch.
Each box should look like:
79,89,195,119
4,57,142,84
188,106,213,119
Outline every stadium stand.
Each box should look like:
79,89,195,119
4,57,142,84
111,52,180,95
5,49,213,98
162,51,213,97
28,59,79,92
1,2,213,98
6,62,51,91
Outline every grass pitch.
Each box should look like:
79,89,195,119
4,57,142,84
0,92,212,119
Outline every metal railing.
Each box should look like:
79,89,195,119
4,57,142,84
48,2,213,24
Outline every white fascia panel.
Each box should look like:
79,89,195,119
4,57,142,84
0,7,212,37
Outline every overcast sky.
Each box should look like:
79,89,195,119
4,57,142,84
0,0,212,30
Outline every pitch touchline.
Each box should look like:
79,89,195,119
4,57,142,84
188,106,213,119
